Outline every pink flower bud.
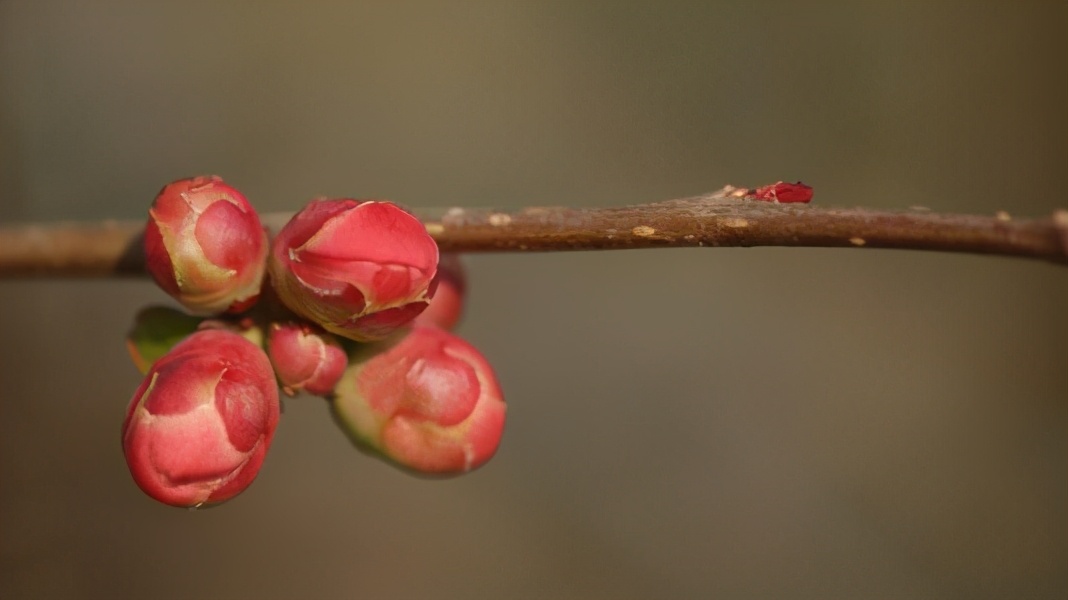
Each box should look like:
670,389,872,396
144,176,268,315
267,322,347,397
269,199,439,341
122,329,280,508
333,325,506,474
414,254,466,330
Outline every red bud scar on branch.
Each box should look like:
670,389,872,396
750,181,814,203
144,176,268,315
332,325,506,475
269,199,440,342
122,329,280,508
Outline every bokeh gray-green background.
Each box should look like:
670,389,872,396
1,2,1065,598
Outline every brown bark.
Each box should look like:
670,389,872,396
2,188,1066,278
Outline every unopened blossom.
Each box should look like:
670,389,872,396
267,322,347,396
144,176,268,315
269,198,438,341
122,329,280,508
414,254,466,331
333,325,505,474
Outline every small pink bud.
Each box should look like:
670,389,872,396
269,199,439,341
144,176,268,315
122,329,280,508
267,322,347,397
414,254,466,330
750,181,814,203
333,326,506,475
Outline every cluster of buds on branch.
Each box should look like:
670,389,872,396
123,176,506,508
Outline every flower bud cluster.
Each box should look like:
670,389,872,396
125,176,505,508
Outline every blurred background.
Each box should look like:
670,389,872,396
1,1,1065,598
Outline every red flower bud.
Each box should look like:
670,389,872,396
269,199,439,341
414,254,466,330
122,329,280,508
333,325,506,475
267,322,347,397
144,176,268,315
750,181,814,203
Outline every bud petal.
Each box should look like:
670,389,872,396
332,326,505,474
267,322,347,397
269,199,439,341
122,329,280,507
414,254,466,330
145,176,268,315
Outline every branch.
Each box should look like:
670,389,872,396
2,187,1066,278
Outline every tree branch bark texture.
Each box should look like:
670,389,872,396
1,187,1066,278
